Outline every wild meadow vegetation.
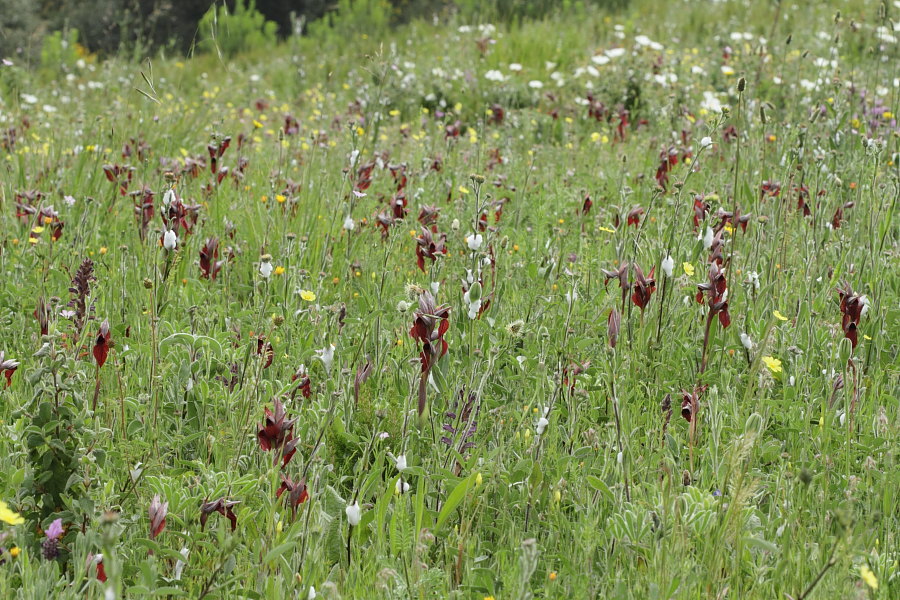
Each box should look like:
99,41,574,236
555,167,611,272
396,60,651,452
0,0,898,598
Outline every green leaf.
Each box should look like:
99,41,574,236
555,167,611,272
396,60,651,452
436,473,475,532
262,541,296,565
586,475,614,505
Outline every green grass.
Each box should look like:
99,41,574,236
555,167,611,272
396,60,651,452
0,0,897,598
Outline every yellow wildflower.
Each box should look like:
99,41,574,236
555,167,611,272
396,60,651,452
300,290,316,302
0,501,24,525
860,565,878,590
762,356,782,374
683,262,695,276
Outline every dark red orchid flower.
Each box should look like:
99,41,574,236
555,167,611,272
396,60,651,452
615,108,629,142
655,147,678,190
486,147,504,171
356,161,376,191
149,494,168,540
284,114,300,135
586,94,608,121
276,473,309,518
722,125,738,142
488,103,505,125
353,357,373,405
161,194,201,237
607,308,621,348
207,136,231,174
130,186,155,240
794,184,812,217
34,296,50,336
391,191,408,220
14,190,45,224
696,262,731,328
715,206,751,233
409,291,451,374
87,554,107,583
680,385,708,422
257,398,299,467
445,120,462,139
409,290,451,415
17,203,65,242
631,264,657,311
563,360,591,393
200,237,225,280
415,226,447,272
831,201,854,229
760,179,781,200
417,205,440,227
256,336,274,369
200,497,240,531
102,163,135,195
602,263,630,305
626,206,644,227
708,230,725,266
93,320,112,368
375,212,394,239
578,193,593,217
0,352,18,388
693,196,710,229
122,137,150,161
388,163,408,191
836,282,866,349
291,365,312,401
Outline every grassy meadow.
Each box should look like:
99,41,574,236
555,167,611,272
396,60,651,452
0,0,898,598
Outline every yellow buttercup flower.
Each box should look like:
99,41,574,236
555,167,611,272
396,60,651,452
0,501,25,525
274,266,286,276
860,565,878,590
762,356,782,374
683,262,695,276
300,290,316,302
773,310,788,321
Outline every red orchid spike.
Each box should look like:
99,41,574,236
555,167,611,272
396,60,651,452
149,494,168,540
199,237,224,280
607,308,621,348
680,385,708,423
200,497,240,531
257,398,299,467
488,103,505,125
1,352,19,388
626,206,644,227
836,282,866,349
414,226,447,273
693,196,710,229
93,320,112,369
291,365,312,400
34,296,50,336
276,473,309,518
760,179,781,200
356,161,376,191
257,336,274,369
579,193,593,217
409,290,451,415
631,264,657,311
696,262,731,328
